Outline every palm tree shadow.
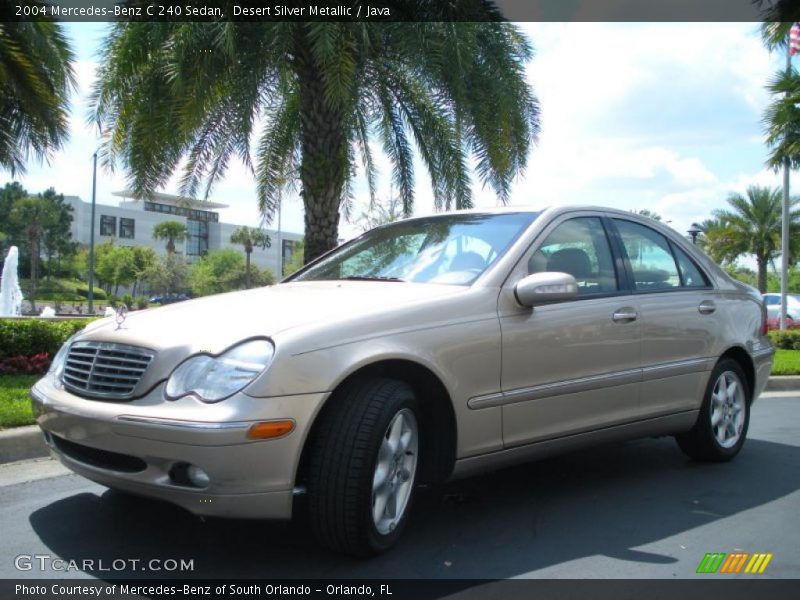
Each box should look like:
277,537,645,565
29,437,800,579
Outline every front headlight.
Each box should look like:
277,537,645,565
165,339,274,403
49,333,77,388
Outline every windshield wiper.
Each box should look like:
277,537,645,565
341,276,405,282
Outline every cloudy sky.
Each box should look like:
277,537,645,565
4,22,788,243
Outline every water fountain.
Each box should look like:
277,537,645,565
0,246,23,317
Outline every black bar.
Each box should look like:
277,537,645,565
2,579,800,600
3,0,770,23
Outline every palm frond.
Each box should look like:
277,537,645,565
0,20,75,173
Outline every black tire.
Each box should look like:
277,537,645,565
675,358,750,462
306,377,420,556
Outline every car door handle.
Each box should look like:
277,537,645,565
612,308,638,322
698,300,716,315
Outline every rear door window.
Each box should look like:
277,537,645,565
613,219,681,291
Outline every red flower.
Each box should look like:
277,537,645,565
0,353,52,375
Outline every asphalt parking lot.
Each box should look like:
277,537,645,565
1,393,798,580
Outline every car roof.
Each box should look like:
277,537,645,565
399,204,677,220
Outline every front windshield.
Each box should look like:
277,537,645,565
291,212,539,286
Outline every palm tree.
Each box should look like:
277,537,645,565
9,196,57,312
91,17,539,263
759,7,800,34
230,226,271,288
705,186,800,293
152,221,189,254
764,67,800,170
761,21,800,170
0,19,75,174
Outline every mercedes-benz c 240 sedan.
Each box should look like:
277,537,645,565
32,206,773,555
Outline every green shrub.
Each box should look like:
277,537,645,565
75,285,107,300
27,278,107,302
767,330,800,350
121,293,134,308
135,297,149,310
0,319,91,359
36,292,82,301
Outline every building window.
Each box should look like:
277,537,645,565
143,201,219,223
119,218,135,239
186,219,208,256
100,215,116,237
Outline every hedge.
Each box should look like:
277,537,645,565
767,329,800,351
75,285,107,300
0,319,91,359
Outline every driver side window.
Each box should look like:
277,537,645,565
529,217,619,296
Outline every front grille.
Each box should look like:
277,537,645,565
63,341,154,399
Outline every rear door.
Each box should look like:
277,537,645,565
609,217,717,417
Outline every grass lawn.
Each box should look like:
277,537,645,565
0,375,39,429
771,349,800,376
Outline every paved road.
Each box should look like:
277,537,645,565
1,393,798,580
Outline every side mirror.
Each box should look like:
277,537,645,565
514,272,578,307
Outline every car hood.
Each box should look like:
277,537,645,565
79,281,464,354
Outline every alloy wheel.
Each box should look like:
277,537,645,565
710,370,746,449
371,408,418,534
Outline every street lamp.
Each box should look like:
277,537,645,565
87,150,98,314
687,223,702,245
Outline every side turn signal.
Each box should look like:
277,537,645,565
247,420,295,440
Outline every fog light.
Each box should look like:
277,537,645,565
187,465,210,488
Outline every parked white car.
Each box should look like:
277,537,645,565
762,293,800,320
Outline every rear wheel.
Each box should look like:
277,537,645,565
307,378,420,556
675,358,750,461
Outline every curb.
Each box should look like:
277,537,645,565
764,375,800,391
1,375,799,466
0,425,49,464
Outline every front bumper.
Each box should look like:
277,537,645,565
30,377,328,520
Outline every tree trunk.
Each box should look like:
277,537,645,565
245,250,251,289
757,257,767,293
167,239,175,254
294,30,346,264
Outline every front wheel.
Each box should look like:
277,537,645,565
675,358,750,462
306,378,420,556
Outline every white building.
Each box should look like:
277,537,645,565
64,191,302,277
